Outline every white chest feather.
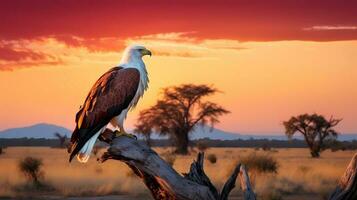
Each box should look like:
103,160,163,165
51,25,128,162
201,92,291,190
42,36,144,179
112,59,149,128
129,65,149,109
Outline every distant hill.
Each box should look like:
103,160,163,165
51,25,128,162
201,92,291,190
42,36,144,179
0,123,71,139
1,123,356,141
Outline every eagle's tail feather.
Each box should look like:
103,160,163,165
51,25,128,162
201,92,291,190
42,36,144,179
76,130,102,163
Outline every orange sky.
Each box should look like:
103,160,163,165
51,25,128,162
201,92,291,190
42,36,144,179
0,0,356,134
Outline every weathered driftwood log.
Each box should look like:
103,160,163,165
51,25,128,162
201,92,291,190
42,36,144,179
329,153,357,200
98,129,256,200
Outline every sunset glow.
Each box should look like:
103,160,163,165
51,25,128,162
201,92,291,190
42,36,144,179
1,0,356,134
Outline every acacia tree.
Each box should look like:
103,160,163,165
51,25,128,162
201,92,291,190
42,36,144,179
283,113,342,158
135,84,229,154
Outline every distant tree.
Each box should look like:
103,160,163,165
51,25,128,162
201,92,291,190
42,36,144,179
18,157,44,188
54,132,67,148
134,84,229,154
134,109,154,146
283,113,342,158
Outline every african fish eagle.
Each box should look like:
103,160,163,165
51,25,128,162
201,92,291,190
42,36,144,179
68,45,151,163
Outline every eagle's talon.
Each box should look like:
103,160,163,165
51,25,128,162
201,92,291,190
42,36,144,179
114,130,137,140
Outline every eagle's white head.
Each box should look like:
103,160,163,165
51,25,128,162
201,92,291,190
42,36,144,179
119,45,152,68
119,45,151,107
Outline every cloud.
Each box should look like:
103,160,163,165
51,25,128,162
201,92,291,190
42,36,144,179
126,32,247,58
0,40,63,70
53,35,126,52
303,26,357,31
139,32,197,42
0,46,47,62
0,37,122,71
0,32,248,70
201,40,247,50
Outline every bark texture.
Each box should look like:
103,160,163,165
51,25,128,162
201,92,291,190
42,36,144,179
98,130,255,200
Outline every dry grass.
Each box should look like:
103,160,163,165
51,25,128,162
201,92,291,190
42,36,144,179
239,152,278,174
0,147,354,199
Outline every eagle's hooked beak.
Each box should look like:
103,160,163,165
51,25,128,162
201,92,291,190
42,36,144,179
141,49,152,57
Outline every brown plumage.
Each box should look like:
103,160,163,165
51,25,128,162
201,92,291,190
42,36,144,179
68,67,140,162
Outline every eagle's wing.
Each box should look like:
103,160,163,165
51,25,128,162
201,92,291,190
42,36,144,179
68,67,140,162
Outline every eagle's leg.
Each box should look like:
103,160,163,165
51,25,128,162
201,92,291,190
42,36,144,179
114,126,137,140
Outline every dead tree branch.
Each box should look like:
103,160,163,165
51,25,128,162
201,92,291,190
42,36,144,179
98,129,255,200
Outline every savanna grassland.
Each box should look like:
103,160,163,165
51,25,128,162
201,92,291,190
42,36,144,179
0,147,355,200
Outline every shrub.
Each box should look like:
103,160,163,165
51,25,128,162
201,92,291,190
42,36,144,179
18,157,44,188
196,141,209,152
0,147,3,155
207,153,217,164
240,153,278,174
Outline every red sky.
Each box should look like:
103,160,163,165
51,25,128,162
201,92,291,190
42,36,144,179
1,0,357,42
0,0,356,134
